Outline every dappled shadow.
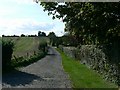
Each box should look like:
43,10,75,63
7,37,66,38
2,69,44,86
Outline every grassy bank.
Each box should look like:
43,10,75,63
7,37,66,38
56,48,117,88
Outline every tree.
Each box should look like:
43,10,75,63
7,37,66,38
36,2,120,86
21,34,25,37
38,2,120,45
38,31,42,36
2,40,14,71
48,32,57,46
41,32,46,37
2,35,5,37
38,31,46,37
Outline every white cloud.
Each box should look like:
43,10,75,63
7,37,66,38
0,18,59,36
0,0,65,36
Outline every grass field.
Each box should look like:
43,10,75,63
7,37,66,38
2,37,49,57
13,37,40,57
56,48,117,88
2,36,49,69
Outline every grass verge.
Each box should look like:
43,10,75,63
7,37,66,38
56,48,117,88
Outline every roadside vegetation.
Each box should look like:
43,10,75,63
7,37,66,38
39,2,120,87
57,48,117,88
2,35,49,73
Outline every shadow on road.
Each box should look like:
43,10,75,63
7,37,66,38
47,53,56,56
2,69,44,86
47,47,57,56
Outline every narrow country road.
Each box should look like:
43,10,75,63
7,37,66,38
2,47,71,88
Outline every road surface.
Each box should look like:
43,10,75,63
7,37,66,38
2,47,71,88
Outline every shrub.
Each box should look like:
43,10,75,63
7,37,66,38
11,51,45,67
38,42,47,53
60,45,119,86
2,40,14,70
76,45,119,86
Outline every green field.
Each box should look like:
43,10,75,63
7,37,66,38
57,48,117,88
3,37,49,57
13,37,40,57
2,36,49,69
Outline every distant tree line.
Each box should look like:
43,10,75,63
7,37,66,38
47,32,77,47
2,31,47,37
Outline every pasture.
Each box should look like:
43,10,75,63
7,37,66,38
2,36,49,69
3,37,49,57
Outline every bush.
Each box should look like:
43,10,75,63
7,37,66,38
38,42,47,53
11,51,45,67
60,45,119,86
76,45,119,86
2,40,14,70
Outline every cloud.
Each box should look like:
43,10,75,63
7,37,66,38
0,0,65,37
0,18,55,36
19,21,55,31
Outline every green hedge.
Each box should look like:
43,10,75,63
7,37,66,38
2,40,14,71
59,45,120,87
11,51,45,67
38,42,48,53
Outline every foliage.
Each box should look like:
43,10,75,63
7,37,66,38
55,37,62,48
38,31,46,37
59,45,120,86
56,48,117,88
2,35,19,37
28,35,37,37
21,34,26,37
38,2,120,86
2,39,14,71
61,34,78,46
11,51,45,68
2,37,48,73
11,37,48,68
38,41,48,53
39,2,120,45
47,32,57,46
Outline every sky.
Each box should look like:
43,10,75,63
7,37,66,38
0,0,65,36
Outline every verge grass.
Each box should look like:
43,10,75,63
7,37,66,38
56,48,117,88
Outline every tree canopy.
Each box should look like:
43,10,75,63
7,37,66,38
38,1,120,45
47,32,57,46
38,31,46,37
